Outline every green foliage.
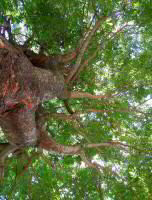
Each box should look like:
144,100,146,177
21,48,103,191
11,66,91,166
1,0,152,199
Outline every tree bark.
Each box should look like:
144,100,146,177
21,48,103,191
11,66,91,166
0,36,65,147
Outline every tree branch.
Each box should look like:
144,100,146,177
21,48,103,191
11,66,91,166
36,112,77,124
69,91,111,99
39,131,128,155
70,23,128,83
63,99,74,114
80,150,104,172
0,143,18,180
58,51,78,64
84,108,140,114
66,16,107,83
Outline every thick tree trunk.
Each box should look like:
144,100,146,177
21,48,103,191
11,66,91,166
0,36,65,146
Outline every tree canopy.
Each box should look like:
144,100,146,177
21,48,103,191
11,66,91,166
0,0,152,199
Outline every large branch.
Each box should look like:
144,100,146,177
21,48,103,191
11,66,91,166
63,99,74,114
28,50,78,68
58,51,78,64
36,112,77,124
86,108,146,115
39,132,128,155
36,106,143,128
69,91,111,99
66,16,107,83
70,24,128,83
0,143,18,179
0,143,18,160
40,133,150,156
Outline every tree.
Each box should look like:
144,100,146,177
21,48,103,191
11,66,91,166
0,0,152,199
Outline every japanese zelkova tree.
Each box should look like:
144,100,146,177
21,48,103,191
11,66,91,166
0,0,152,199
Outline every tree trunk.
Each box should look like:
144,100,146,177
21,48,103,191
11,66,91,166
0,36,64,146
